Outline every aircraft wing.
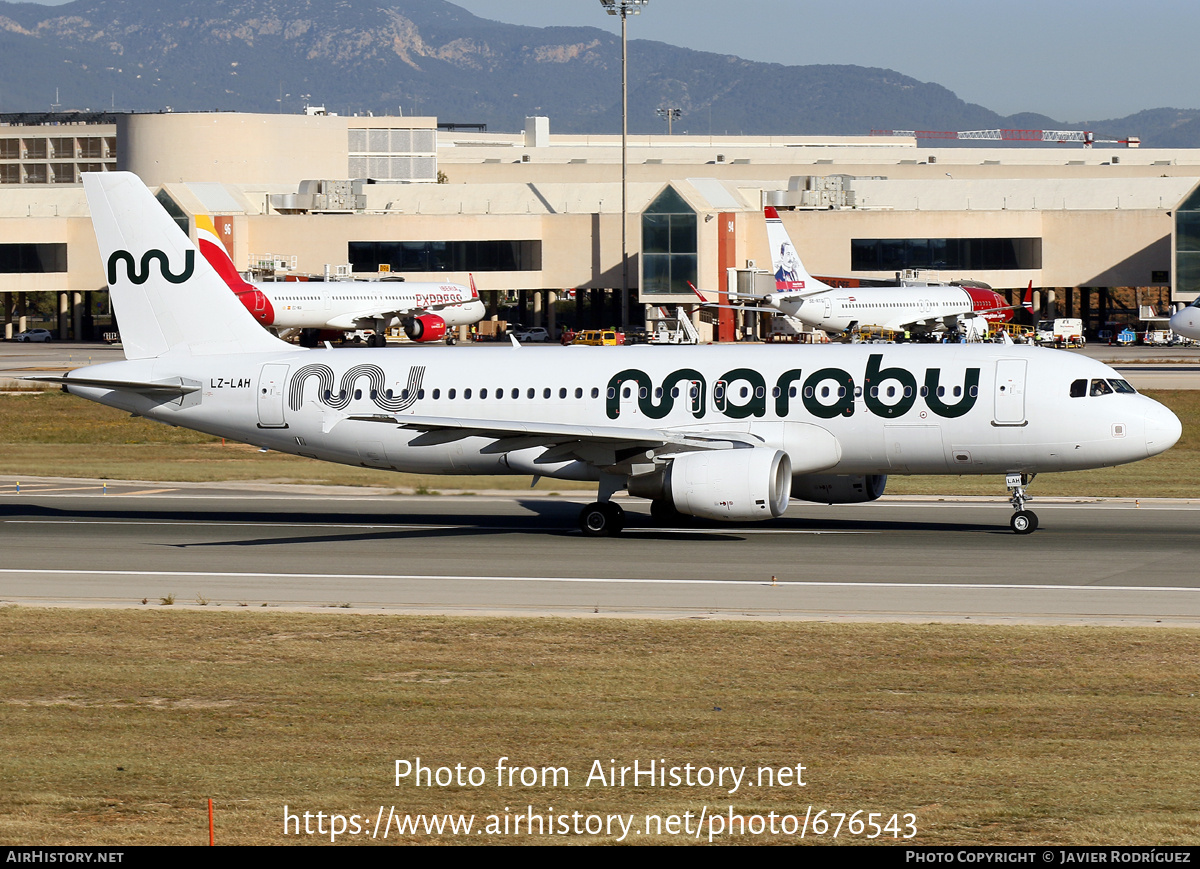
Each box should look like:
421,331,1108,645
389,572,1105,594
343,413,841,474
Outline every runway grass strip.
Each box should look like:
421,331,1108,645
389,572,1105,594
0,390,1197,497
0,608,1197,845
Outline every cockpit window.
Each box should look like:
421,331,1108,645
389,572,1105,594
1070,379,1087,398
1090,379,1114,396
1108,379,1137,394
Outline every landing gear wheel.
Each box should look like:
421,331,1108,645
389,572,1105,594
1010,510,1038,535
446,336,457,346
579,502,625,537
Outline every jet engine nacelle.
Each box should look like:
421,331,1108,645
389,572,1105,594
629,448,792,522
403,314,448,343
790,474,887,505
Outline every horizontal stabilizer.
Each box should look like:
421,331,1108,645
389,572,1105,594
24,374,201,395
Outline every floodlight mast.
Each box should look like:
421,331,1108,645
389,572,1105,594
657,107,681,134
599,0,648,328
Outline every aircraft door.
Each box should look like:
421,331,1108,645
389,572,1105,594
257,363,289,429
993,359,1027,426
823,297,833,320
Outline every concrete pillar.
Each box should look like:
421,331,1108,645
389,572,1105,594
73,292,83,341
82,291,95,340
1045,289,1056,318
546,290,557,338
18,292,27,333
590,289,602,327
1031,290,1041,320
531,289,543,328
59,292,69,340
4,292,11,340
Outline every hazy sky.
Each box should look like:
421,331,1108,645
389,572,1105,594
18,0,1199,121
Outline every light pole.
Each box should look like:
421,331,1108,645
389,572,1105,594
599,0,648,328
656,107,681,135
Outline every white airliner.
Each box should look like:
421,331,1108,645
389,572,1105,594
1169,297,1200,340
747,206,1019,337
194,215,486,347
41,173,1181,537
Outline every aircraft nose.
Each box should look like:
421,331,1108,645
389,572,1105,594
1144,400,1182,458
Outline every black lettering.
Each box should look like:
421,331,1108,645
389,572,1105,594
863,353,917,419
605,368,706,420
802,368,855,419
107,249,195,285
714,367,766,419
924,367,981,418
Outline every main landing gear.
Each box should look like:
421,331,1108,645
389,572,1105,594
1006,473,1038,535
578,473,626,537
579,501,624,537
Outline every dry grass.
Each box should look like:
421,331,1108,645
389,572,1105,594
1,609,1198,846
0,390,1197,497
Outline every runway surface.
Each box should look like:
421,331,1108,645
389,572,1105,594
2,487,1197,626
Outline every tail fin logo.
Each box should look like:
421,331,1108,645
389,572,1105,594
107,249,195,286
775,242,806,291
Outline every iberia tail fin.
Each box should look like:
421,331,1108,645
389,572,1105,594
84,172,290,360
195,214,256,294
764,206,832,297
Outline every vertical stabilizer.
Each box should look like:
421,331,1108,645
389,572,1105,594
84,172,290,359
195,214,256,293
764,206,831,296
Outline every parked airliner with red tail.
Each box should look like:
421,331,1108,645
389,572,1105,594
751,207,1018,337
35,174,1181,537
195,215,485,347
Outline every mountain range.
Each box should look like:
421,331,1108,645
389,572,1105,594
1,0,1198,147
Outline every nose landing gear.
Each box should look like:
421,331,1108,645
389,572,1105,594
1006,473,1038,534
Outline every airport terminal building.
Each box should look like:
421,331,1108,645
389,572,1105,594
3,109,1200,340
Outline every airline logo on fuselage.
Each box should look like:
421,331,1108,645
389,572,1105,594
606,354,980,421
414,290,463,307
107,249,195,285
273,355,979,423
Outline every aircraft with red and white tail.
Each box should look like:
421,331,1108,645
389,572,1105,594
736,207,1022,338
195,216,485,347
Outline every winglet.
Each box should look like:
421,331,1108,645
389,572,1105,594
1021,280,1034,311
469,273,480,299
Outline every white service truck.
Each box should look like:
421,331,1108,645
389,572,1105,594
1034,318,1085,348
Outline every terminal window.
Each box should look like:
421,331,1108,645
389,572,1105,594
348,240,541,272
1175,185,1200,297
0,243,67,274
851,237,1042,271
641,186,697,294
